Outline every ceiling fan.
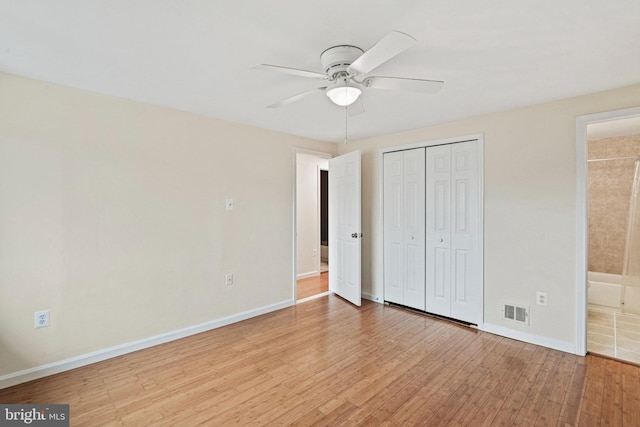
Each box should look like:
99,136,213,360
252,31,444,114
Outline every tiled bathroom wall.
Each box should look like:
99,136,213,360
588,135,640,274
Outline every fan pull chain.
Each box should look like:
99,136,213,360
344,105,348,145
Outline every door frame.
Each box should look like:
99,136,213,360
379,133,485,326
293,148,334,302
575,106,640,356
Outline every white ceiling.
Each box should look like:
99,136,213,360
1,0,639,143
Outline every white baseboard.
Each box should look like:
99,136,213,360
482,323,576,354
297,291,382,305
296,271,320,280
297,291,331,304
0,299,294,390
363,292,383,304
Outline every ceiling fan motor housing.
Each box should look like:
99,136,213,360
320,45,364,80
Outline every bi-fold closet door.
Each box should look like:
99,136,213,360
383,140,481,325
383,148,426,310
425,141,480,324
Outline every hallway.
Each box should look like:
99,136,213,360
296,272,328,301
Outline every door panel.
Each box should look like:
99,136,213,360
329,150,361,306
434,247,449,298
403,148,425,310
450,141,480,323
454,249,469,302
383,148,425,310
456,180,468,232
389,242,402,294
383,152,404,304
426,145,452,316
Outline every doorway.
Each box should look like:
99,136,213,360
295,151,331,302
577,107,640,359
320,169,329,274
585,116,640,363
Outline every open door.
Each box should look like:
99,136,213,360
329,150,362,306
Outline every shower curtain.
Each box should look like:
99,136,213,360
622,160,640,311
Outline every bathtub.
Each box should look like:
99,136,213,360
588,271,640,314
588,272,622,309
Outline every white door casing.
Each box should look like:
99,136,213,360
329,150,362,306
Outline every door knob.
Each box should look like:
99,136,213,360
351,233,362,238
439,238,444,242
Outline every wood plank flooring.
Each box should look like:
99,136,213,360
2,295,640,426
296,272,328,300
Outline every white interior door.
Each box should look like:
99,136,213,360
329,150,361,306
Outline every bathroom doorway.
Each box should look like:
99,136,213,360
585,115,640,364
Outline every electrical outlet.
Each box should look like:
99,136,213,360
313,249,317,257
225,199,234,211
225,273,233,286
35,310,49,328
536,292,548,306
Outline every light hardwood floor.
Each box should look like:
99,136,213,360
296,272,329,300
2,295,640,426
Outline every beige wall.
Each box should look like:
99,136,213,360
0,73,337,377
2,68,640,379
588,136,640,274
339,83,640,349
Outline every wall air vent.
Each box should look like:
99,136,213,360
503,303,529,325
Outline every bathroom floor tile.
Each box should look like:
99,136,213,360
588,342,616,358
588,305,640,365
587,324,613,336
617,328,640,341
617,337,640,353
614,348,640,365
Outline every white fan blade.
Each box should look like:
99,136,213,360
348,97,365,117
347,31,416,75
365,76,444,93
252,64,328,80
267,87,326,108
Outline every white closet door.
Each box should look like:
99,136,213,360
402,148,425,310
383,148,425,310
426,145,452,316
450,141,480,323
383,152,404,305
425,141,480,324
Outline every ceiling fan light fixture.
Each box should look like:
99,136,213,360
326,81,362,107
